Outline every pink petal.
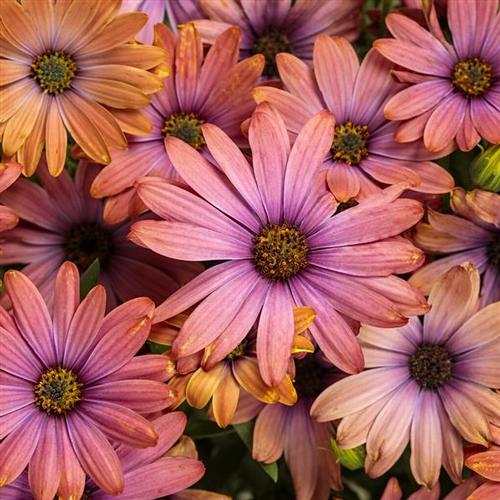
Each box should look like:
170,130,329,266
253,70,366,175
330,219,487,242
436,400,463,484
326,162,361,202
105,355,170,383
253,405,287,463
470,98,500,145
360,155,421,189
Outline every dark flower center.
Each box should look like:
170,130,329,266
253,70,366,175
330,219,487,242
487,233,500,269
31,50,77,95
253,223,308,280
225,340,248,361
452,58,492,97
34,367,82,415
252,31,292,76
64,222,114,272
331,122,370,165
336,199,359,213
162,113,205,150
410,345,453,390
293,356,325,398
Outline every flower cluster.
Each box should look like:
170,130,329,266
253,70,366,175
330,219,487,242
0,1,499,499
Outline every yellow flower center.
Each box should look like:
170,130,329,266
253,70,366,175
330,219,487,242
225,341,247,361
162,113,205,150
31,50,77,95
331,122,370,166
252,31,292,76
409,345,452,390
452,57,492,97
253,223,308,280
34,367,82,415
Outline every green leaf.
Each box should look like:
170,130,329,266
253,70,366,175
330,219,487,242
330,438,366,471
80,258,100,299
233,421,279,482
147,341,170,354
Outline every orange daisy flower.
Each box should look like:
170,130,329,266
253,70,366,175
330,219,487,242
0,0,166,176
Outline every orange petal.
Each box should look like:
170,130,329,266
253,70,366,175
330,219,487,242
186,364,225,409
466,451,500,481
212,372,240,428
293,306,316,335
45,99,68,176
79,44,166,70
109,108,152,136
232,357,280,404
276,374,298,406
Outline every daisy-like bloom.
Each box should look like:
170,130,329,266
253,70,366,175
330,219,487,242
410,188,500,306
192,0,363,77
374,0,500,152
312,264,500,488
231,352,343,500
0,160,200,310
0,0,166,176
253,35,454,202
1,413,206,500
91,23,264,224
152,307,315,427
0,262,174,497
121,0,204,42
130,103,428,387
0,160,21,232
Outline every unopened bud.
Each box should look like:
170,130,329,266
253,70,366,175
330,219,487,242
470,145,500,192
330,438,366,471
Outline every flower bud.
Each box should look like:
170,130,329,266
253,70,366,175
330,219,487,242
470,145,500,192
330,438,366,471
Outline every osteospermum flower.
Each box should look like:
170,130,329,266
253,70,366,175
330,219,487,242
121,0,204,42
192,0,362,77
1,413,205,499
410,188,500,306
0,160,21,232
0,160,200,310
312,264,500,488
130,103,428,386
231,353,343,500
91,23,264,223
374,0,500,152
0,0,165,176
0,263,174,497
253,35,454,202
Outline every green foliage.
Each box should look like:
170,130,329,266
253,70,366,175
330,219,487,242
79,258,100,299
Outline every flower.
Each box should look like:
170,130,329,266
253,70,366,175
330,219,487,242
312,264,500,488
409,188,500,306
374,0,500,152
121,0,204,42
0,412,206,499
253,35,454,202
0,262,174,497
153,307,315,427
90,23,264,223
0,159,200,311
192,0,363,77
470,144,500,192
130,103,428,387
231,353,344,500
0,0,165,176
0,160,21,232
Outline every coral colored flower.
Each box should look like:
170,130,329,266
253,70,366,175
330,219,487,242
0,0,165,176
253,35,454,202
1,413,205,500
153,307,315,427
121,0,204,42
410,188,500,306
231,353,343,500
0,160,21,232
192,0,362,77
91,23,264,224
130,103,428,387
375,1,500,152
0,263,174,497
312,264,500,488
0,160,200,311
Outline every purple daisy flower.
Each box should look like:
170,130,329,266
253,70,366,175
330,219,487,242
130,103,428,386
192,0,363,77
0,159,200,311
1,413,205,500
312,264,500,488
375,0,500,152
253,35,455,202
0,262,173,497
90,22,264,223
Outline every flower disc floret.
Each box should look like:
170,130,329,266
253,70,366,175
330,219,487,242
34,367,82,415
252,31,292,76
452,57,493,97
31,50,77,95
294,356,325,398
331,122,369,165
64,222,114,271
409,345,453,390
162,113,206,150
253,223,308,280
487,234,500,270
